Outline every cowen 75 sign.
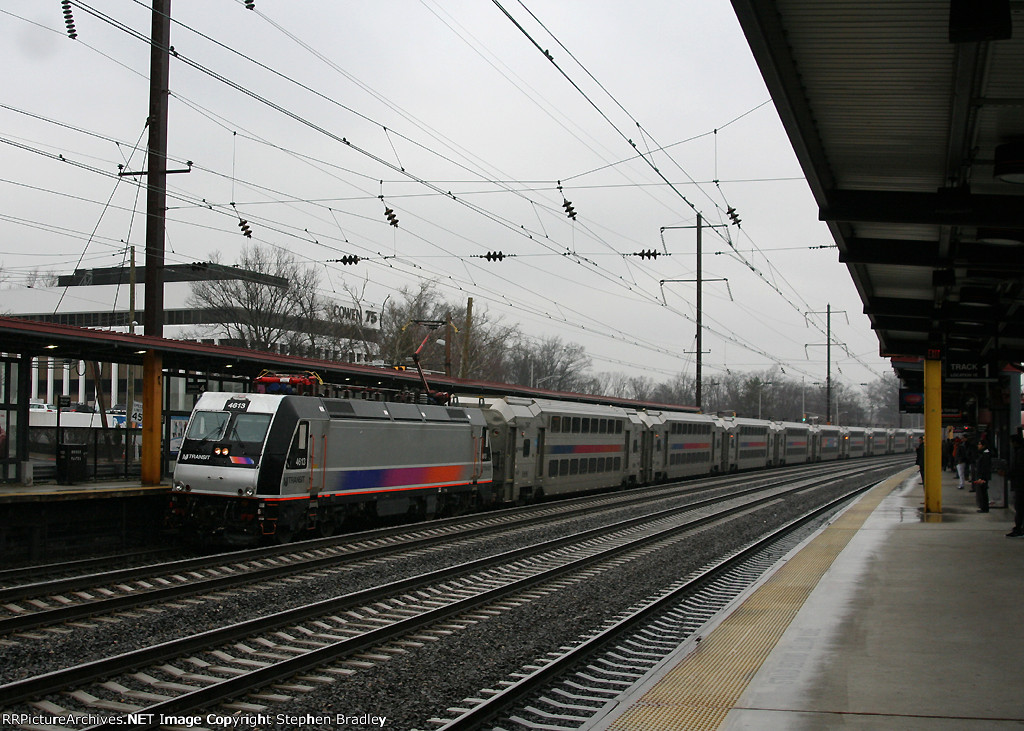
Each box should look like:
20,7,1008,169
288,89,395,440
945,359,997,382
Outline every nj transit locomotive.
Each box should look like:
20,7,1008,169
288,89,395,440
170,392,918,544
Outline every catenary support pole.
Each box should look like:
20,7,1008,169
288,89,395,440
142,0,170,485
923,356,942,513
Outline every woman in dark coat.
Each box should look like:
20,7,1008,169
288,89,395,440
974,440,992,513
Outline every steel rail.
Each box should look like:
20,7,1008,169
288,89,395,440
0,467,741,601
434,469,893,729
0,461,867,635
0,463,886,716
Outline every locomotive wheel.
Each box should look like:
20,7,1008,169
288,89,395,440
317,516,337,538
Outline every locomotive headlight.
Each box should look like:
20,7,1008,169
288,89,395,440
172,481,185,492
245,487,255,496
214,446,230,456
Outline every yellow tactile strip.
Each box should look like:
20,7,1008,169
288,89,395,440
605,470,909,731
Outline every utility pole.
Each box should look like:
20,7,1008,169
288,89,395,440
806,304,848,426
128,245,136,427
826,303,832,424
460,297,473,379
142,0,171,485
696,215,703,409
143,0,170,340
660,215,728,411
116,1,189,483
444,313,453,377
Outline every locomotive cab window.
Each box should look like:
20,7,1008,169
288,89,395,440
229,413,272,444
185,410,230,442
287,421,309,469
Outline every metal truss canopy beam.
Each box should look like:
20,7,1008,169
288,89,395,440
821,190,1024,228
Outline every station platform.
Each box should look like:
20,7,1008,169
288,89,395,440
595,467,1024,730
0,480,171,564
0,480,168,504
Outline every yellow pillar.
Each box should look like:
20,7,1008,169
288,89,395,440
923,357,942,513
141,350,163,485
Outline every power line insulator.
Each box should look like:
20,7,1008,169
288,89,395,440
237,219,252,238
384,207,399,227
484,251,506,262
562,199,577,220
61,0,78,39
340,255,360,265
244,0,256,8
727,206,741,226
635,249,660,260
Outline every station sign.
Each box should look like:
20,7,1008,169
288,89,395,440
899,389,924,414
945,359,997,382
941,407,964,424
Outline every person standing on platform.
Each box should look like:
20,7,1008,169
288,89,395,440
915,436,925,482
1006,431,1024,537
974,439,993,513
956,437,970,489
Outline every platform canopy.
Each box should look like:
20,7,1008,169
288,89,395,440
732,0,1024,381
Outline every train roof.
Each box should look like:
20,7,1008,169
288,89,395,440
192,391,484,425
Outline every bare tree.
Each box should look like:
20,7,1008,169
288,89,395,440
593,372,633,399
375,281,453,369
455,306,520,382
627,375,658,402
651,372,696,406
863,374,900,426
505,335,593,392
23,268,59,288
371,282,521,381
187,245,319,352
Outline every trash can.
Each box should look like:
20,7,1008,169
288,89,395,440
57,443,88,485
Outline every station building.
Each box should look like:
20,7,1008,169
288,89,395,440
0,263,380,482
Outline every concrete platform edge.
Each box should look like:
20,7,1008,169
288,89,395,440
587,468,914,731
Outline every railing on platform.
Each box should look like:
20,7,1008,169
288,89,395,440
28,425,143,483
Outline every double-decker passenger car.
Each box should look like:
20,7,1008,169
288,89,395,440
814,425,843,461
777,421,812,465
841,426,868,459
639,411,724,482
480,397,641,502
721,416,778,471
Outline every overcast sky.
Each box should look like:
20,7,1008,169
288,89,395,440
1,1,892,390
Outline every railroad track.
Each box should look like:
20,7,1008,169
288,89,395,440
427,479,880,730
0,460,857,638
0,461,900,729
0,547,187,587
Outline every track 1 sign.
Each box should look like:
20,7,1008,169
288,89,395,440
945,359,996,382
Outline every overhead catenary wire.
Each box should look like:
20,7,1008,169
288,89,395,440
1,105,812,384
36,5,798,353
492,1,882,377
0,4,883,383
